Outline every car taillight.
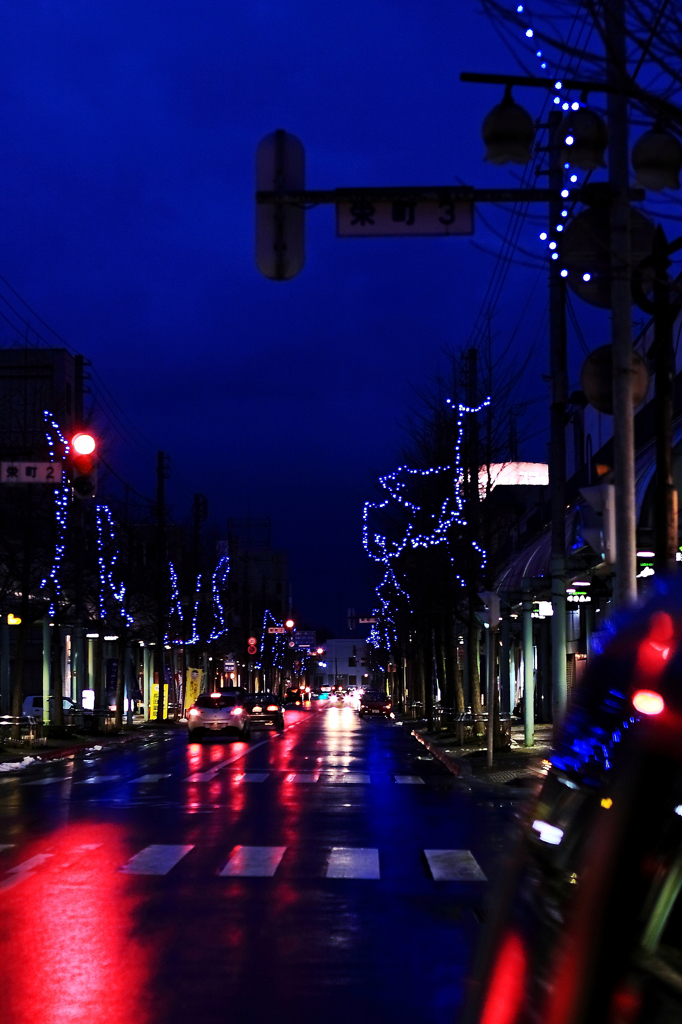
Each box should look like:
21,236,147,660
632,689,665,715
266,705,278,711
385,702,391,708
232,707,243,716
295,700,301,705
251,706,262,713
210,691,221,698
188,709,201,718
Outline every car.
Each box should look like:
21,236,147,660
358,690,392,716
187,690,251,742
22,695,81,721
283,687,305,706
458,591,682,1024
243,692,284,730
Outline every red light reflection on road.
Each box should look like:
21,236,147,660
0,822,152,1024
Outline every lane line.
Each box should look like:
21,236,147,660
394,775,425,784
0,852,54,892
326,848,380,879
218,845,287,877
24,778,71,786
129,774,172,784
424,849,487,881
238,773,269,783
185,738,272,781
120,844,195,875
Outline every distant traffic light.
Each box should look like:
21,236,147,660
70,431,97,499
285,619,295,630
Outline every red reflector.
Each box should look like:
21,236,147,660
480,930,527,1024
632,689,665,715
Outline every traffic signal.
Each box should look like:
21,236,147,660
70,431,98,499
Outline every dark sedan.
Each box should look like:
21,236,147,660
358,690,392,716
243,692,284,730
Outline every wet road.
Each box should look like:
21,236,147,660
0,702,515,1024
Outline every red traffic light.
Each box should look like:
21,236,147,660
72,432,96,456
285,619,295,630
70,431,98,499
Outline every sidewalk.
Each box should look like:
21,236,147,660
410,719,555,792
0,719,184,772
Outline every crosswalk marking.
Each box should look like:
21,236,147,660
394,776,425,784
285,773,320,783
424,850,487,881
341,773,371,784
326,847,380,879
129,774,172,784
218,845,287,877
75,775,122,784
120,844,194,875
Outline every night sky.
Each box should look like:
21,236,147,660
0,2,605,632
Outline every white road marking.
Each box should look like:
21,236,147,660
24,777,70,786
218,845,287,877
285,773,320,783
394,775,425,784
238,773,269,783
185,738,272,781
74,776,122,784
326,848,380,879
0,845,14,853
129,774,172,784
0,852,54,891
341,773,371,784
120,844,195,875
424,849,487,881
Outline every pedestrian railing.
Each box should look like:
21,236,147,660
432,707,512,747
0,715,46,748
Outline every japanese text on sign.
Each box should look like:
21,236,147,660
336,199,474,237
1,462,63,484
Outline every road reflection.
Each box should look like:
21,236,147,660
0,822,152,1024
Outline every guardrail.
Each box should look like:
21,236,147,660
0,715,46,748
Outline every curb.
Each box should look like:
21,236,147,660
0,727,172,771
411,729,466,777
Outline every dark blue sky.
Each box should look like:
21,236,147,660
0,2,598,632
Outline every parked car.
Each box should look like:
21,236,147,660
22,695,80,721
458,592,682,1024
358,690,392,716
243,692,284,730
187,690,250,742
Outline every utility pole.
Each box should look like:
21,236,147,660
606,0,637,605
155,451,168,722
548,109,568,724
652,229,678,572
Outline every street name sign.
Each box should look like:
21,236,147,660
1,462,63,484
336,198,474,237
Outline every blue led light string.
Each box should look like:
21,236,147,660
363,398,492,649
40,411,71,615
167,562,184,645
208,555,230,641
187,573,202,644
95,504,135,628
